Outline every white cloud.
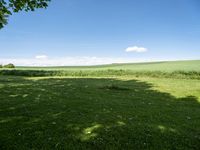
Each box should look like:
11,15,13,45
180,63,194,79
35,55,48,59
125,46,147,52
0,56,151,66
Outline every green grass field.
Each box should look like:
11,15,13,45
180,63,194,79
16,60,200,72
0,60,200,149
1,60,200,79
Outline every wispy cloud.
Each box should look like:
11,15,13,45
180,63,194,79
35,55,48,59
125,46,148,52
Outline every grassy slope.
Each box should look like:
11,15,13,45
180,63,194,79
0,76,200,149
107,60,200,71
0,60,199,79
16,60,200,72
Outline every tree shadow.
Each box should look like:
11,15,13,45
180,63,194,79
0,77,200,149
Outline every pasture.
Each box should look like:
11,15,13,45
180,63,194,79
0,60,200,149
16,60,200,72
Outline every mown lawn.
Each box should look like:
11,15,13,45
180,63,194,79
0,76,200,149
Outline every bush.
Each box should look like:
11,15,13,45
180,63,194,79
3,63,15,68
0,64,2,68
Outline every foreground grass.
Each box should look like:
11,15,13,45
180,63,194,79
0,76,200,149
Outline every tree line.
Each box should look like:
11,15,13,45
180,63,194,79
0,63,15,68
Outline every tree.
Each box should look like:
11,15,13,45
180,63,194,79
3,63,15,68
0,0,50,29
0,64,2,68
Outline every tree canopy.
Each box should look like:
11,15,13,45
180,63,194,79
0,0,50,29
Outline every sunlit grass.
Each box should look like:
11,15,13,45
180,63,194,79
13,60,200,72
1,60,200,80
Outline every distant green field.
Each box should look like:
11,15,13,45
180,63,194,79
15,60,200,72
1,60,200,79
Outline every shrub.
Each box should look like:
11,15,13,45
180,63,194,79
100,84,130,91
3,63,15,68
0,64,2,68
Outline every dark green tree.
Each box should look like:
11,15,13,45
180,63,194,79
3,63,15,68
0,0,50,29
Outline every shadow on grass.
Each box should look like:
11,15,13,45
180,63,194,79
0,76,200,149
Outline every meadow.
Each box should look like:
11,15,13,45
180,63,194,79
0,60,200,149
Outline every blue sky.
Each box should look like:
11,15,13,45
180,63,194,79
0,0,200,66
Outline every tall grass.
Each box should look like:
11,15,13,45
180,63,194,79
0,69,200,79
